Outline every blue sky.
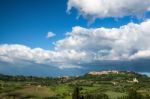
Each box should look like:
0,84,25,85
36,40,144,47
0,0,69,49
0,0,150,76
0,0,145,49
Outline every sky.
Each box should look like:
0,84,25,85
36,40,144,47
0,0,150,76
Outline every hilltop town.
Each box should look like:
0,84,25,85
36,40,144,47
88,70,120,75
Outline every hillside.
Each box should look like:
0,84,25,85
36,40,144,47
0,71,150,99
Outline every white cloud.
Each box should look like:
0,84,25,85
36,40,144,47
55,19,150,61
67,0,150,22
0,44,51,64
0,44,85,69
130,50,150,59
1,20,150,68
47,32,55,38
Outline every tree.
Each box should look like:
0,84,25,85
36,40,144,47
118,89,143,99
127,89,142,99
72,87,80,99
84,93,109,99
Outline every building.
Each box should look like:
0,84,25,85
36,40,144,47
88,70,119,75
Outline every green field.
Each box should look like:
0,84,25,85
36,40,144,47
0,71,150,99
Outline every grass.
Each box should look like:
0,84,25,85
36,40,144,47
81,86,99,93
49,84,73,99
105,91,127,99
16,86,56,97
49,84,72,94
0,85,57,99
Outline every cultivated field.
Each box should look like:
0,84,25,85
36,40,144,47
0,71,150,99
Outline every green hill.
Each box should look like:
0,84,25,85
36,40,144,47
0,71,150,99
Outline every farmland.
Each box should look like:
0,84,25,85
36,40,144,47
0,71,150,99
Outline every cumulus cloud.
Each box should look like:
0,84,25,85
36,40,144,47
0,44,85,69
55,20,150,61
130,50,150,59
67,0,150,22
47,32,55,38
1,20,150,68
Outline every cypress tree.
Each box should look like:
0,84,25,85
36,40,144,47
72,87,80,99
